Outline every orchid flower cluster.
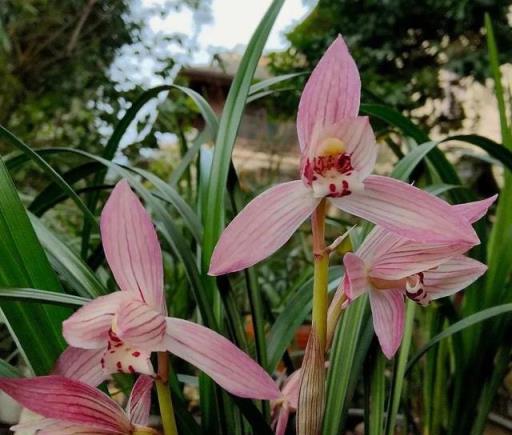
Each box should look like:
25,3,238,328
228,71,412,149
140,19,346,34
0,35,495,435
209,36,495,434
0,181,280,434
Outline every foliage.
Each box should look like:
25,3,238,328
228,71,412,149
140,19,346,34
0,3,511,435
267,0,512,131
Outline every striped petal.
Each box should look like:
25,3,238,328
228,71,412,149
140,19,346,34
101,180,165,313
209,181,320,275
115,300,166,351
54,347,107,387
127,375,153,426
282,370,301,411
62,292,131,349
369,240,471,281
275,405,290,435
454,194,497,223
331,175,479,244
369,289,405,359
424,256,487,299
297,35,360,153
165,318,281,400
13,420,115,435
0,376,131,433
342,252,370,301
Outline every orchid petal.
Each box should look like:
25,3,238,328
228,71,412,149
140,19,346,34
0,376,130,433
369,241,471,281
331,175,478,244
282,370,301,411
454,194,497,223
297,35,360,152
115,299,166,351
62,292,131,349
13,420,115,435
424,256,487,299
102,335,155,377
209,181,320,275
165,318,280,399
54,347,107,387
342,252,370,301
369,289,404,359
275,405,290,435
101,180,165,312
127,375,153,426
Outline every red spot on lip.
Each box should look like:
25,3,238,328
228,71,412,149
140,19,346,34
132,351,141,357
116,361,122,369
128,365,135,373
108,330,121,342
329,183,336,192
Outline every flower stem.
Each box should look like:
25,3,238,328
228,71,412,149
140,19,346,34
156,352,178,435
311,199,329,350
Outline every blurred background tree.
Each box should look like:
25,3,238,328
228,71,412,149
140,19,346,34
267,0,512,131
0,0,211,154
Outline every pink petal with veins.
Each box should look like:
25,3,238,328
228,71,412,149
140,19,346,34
209,181,320,275
101,180,165,313
424,256,487,299
454,194,497,223
165,318,280,400
62,292,131,349
331,175,479,244
115,299,166,351
343,252,369,301
369,289,405,359
297,35,360,153
54,347,107,387
127,375,153,426
0,376,131,433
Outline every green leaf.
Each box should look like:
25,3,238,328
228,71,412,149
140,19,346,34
82,84,218,256
0,288,89,307
406,303,512,373
391,140,439,181
368,351,386,435
201,0,286,273
30,214,107,298
0,125,97,226
424,183,460,196
129,167,202,242
248,72,305,95
442,134,512,172
323,295,370,434
0,158,70,375
484,14,512,147
0,359,20,377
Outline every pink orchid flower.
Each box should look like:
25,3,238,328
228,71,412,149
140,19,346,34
340,195,496,358
60,180,280,401
209,35,478,276
0,374,157,434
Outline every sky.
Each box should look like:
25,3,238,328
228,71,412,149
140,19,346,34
147,0,312,64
